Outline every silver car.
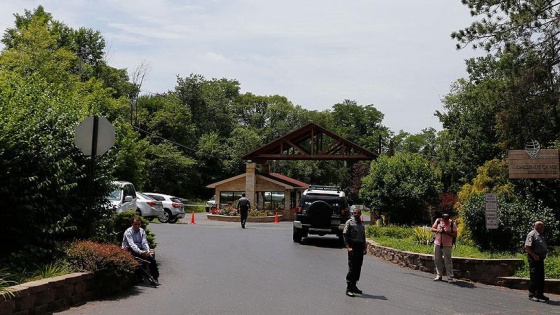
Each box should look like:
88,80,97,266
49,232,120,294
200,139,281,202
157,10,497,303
106,181,137,213
135,192,164,221
142,192,186,224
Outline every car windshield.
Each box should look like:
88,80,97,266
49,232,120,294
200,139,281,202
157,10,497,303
107,188,122,201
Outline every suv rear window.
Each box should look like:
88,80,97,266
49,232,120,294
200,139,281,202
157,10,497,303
301,195,347,211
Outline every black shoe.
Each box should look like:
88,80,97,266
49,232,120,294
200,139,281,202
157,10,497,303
537,295,550,301
352,287,363,294
346,290,355,297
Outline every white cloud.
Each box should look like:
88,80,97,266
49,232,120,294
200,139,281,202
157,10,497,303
0,0,482,134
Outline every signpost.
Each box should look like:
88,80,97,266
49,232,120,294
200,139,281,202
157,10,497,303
485,193,498,229
75,116,115,157
74,116,115,206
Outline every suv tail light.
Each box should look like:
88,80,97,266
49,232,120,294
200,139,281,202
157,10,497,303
295,206,302,213
341,208,349,216
171,202,181,208
147,201,156,206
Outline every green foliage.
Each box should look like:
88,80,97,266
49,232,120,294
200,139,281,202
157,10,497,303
461,193,560,252
0,269,16,299
66,240,138,278
365,225,411,239
412,226,433,245
360,153,442,224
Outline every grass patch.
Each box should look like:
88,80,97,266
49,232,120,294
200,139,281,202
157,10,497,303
367,224,560,278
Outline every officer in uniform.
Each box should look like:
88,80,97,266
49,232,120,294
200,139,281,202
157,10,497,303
343,206,366,297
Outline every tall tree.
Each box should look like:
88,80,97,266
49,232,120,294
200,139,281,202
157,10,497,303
360,153,442,224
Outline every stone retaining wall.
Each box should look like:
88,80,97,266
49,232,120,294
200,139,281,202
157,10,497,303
366,240,560,294
0,272,132,315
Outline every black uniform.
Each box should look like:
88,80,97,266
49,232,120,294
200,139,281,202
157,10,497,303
238,196,250,228
343,216,366,294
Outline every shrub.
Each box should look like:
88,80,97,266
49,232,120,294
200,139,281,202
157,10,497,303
412,226,433,245
366,225,411,239
66,240,138,278
462,193,560,252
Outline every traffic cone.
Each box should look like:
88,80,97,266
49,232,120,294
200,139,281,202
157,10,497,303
190,212,196,224
274,212,279,224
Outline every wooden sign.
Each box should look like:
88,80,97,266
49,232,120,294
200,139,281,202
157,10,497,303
508,149,559,179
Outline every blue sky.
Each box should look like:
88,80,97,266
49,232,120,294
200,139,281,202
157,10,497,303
0,1,481,134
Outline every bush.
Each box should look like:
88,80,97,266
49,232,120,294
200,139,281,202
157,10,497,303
366,225,411,239
66,240,138,278
462,193,560,252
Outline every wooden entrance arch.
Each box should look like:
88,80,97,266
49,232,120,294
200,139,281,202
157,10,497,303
242,123,377,163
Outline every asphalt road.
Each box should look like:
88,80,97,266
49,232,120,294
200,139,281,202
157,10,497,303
56,213,560,315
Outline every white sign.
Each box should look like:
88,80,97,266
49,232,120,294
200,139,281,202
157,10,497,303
485,193,498,229
75,116,115,156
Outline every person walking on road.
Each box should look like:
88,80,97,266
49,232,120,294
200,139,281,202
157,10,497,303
237,193,251,229
432,213,457,283
525,221,549,302
343,206,366,297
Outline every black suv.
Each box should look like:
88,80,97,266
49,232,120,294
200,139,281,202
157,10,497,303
293,185,350,243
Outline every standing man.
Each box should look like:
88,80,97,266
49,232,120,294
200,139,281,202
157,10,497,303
525,221,549,302
432,213,457,283
237,193,251,229
122,216,160,285
343,207,366,297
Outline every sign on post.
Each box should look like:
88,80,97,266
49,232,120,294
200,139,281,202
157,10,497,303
485,193,498,229
74,116,115,156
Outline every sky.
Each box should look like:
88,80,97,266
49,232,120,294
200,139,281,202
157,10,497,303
0,1,482,134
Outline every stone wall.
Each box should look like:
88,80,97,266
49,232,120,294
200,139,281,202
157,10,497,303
366,240,560,294
0,272,132,315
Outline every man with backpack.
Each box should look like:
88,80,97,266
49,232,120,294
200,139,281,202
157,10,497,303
237,193,251,229
431,213,457,283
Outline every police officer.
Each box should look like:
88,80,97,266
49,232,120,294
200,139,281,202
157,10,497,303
343,206,366,297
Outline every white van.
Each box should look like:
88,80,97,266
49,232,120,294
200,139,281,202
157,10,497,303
106,181,137,213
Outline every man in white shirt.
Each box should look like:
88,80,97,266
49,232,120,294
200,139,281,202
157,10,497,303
122,216,160,284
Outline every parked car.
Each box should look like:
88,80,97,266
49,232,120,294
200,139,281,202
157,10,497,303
106,181,137,213
142,192,186,223
292,185,350,243
136,192,165,221
205,195,216,212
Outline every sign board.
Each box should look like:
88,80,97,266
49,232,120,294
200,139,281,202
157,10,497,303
485,193,498,229
74,116,115,156
508,149,559,179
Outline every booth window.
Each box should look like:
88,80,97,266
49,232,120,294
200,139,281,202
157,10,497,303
257,191,284,210
219,191,245,208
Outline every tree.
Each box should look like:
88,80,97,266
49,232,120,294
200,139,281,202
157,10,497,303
452,1,560,149
331,100,390,153
360,153,442,224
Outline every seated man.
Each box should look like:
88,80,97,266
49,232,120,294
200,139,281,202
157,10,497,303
122,216,160,285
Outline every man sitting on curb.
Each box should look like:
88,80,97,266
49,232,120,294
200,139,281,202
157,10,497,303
122,216,160,285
